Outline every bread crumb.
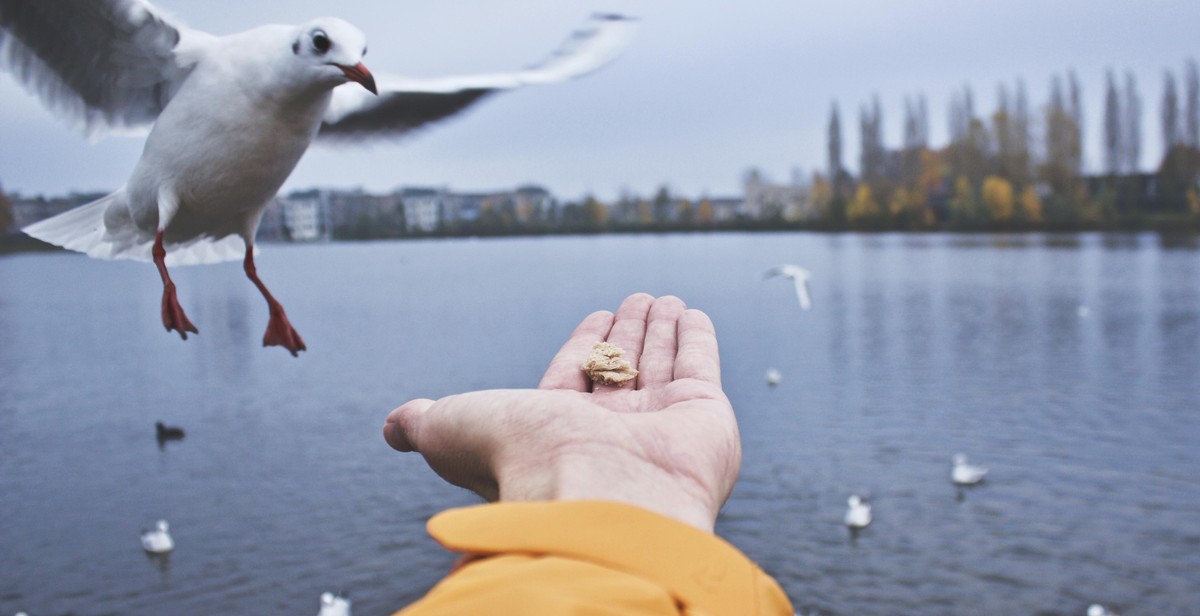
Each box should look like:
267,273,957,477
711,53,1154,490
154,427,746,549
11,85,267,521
582,341,639,386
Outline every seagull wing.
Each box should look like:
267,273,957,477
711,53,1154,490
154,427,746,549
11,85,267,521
793,276,812,311
318,14,637,140
0,0,209,138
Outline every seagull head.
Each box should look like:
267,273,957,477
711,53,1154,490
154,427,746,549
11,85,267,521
292,18,377,95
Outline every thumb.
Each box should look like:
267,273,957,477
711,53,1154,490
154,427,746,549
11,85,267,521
383,398,434,452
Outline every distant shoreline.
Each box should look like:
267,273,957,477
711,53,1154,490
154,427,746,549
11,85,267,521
5,219,1200,257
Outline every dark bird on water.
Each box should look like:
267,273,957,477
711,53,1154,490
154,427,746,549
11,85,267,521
155,421,185,441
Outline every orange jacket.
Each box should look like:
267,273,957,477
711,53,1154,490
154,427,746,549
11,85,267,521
396,500,793,615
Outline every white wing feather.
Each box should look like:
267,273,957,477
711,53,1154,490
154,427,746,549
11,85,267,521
320,14,637,139
0,0,212,139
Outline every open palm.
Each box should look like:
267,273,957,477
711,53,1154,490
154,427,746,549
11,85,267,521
384,294,741,531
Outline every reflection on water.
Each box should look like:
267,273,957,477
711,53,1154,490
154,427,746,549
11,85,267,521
0,232,1198,615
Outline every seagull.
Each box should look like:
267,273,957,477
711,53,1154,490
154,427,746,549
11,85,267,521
1,1,636,356
765,367,781,386
140,519,174,554
844,495,871,529
951,453,988,486
1087,604,1119,616
318,592,351,616
764,265,813,311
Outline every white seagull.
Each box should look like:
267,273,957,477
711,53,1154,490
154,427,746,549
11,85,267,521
764,264,813,311
844,495,871,529
1087,604,1119,616
318,592,351,616
140,519,174,554
765,367,781,386
0,1,636,356
951,453,988,486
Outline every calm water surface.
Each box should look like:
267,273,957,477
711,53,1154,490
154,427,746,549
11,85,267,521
1,232,1198,615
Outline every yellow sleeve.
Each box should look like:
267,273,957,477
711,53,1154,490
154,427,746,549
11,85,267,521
395,500,793,616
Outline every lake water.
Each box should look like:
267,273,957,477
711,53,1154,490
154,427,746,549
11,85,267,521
1,232,1198,615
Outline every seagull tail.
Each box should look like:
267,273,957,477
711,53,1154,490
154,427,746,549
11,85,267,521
22,189,155,261
21,190,246,265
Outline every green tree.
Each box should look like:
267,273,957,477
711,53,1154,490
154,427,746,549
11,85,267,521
581,195,609,229
949,176,980,226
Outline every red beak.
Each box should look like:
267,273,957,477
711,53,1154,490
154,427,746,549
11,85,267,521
337,62,377,95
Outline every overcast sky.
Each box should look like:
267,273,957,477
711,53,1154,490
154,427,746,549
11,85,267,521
2,0,1198,201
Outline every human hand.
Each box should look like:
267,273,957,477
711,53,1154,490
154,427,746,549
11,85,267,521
383,293,741,532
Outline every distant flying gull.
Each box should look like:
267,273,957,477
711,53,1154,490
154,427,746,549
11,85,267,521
140,519,174,554
0,1,636,356
764,265,813,311
951,453,988,486
844,495,871,529
765,367,781,386
1087,604,1119,616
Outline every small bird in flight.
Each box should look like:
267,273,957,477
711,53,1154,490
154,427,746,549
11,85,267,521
764,264,813,311
1,1,636,355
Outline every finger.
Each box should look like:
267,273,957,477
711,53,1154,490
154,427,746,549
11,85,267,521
636,295,687,389
383,398,435,452
673,309,721,386
539,310,615,390
593,293,654,393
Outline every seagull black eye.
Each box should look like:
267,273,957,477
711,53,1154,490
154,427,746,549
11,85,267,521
312,30,331,54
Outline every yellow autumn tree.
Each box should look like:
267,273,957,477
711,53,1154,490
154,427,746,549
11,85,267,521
696,198,714,224
982,176,1015,222
1188,187,1200,217
1018,185,1043,223
846,185,882,226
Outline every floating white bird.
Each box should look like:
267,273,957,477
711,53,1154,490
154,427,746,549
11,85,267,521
1,1,636,355
1087,604,1118,616
765,367,781,386
951,453,988,486
140,519,174,554
318,592,351,616
844,495,871,529
764,265,813,311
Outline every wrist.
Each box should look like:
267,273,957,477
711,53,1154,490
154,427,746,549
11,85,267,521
498,440,720,532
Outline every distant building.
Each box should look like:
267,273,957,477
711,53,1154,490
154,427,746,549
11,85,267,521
743,170,816,221
400,187,445,233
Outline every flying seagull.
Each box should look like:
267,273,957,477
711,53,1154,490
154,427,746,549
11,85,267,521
764,264,813,311
0,1,636,356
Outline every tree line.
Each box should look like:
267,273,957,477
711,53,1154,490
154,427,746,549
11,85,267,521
821,60,1200,230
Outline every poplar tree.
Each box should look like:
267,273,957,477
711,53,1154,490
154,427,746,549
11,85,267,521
1163,71,1180,154
828,102,843,182
1185,59,1199,147
1124,72,1141,173
1104,70,1122,175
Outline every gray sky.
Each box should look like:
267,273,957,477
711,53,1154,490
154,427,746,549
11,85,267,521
2,0,1198,201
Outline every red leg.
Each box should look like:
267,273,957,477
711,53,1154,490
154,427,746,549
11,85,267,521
244,245,306,356
153,230,198,340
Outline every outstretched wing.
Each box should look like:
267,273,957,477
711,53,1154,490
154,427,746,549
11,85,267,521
0,0,209,138
793,277,812,311
318,14,637,140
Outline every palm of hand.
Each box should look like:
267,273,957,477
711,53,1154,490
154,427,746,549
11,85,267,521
385,294,740,531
